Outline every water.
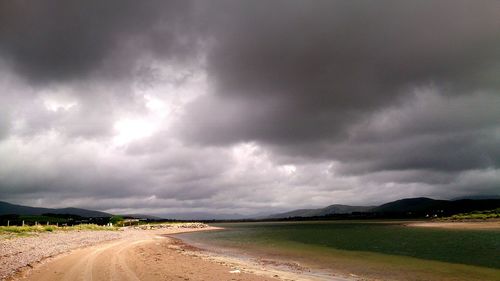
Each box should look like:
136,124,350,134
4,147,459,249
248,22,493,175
175,221,500,278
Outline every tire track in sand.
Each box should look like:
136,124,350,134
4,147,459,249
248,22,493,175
61,240,122,281
19,234,156,281
110,240,148,281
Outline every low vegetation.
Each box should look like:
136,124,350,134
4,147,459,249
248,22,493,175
0,224,118,235
64,224,120,231
444,208,500,220
0,213,112,227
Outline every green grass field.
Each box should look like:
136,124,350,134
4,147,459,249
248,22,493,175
177,221,500,281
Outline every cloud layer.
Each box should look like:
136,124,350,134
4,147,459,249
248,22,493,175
0,1,499,217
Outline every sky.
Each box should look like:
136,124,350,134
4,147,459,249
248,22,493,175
0,0,499,218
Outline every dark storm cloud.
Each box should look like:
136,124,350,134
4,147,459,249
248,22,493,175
0,0,195,83
176,0,500,186
335,130,500,174
0,1,499,215
182,0,500,145
332,90,500,175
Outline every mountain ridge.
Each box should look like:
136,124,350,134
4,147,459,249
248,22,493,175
2,197,500,220
267,197,500,219
0,201,112,217
267,204,374,219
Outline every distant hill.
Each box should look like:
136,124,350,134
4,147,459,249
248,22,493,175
372,197,500,214
267,197,500,219
372,197,448,213
0,201,111,217
122,214,165,220
0,201,245,220
159,212,248,220
268,204,374,219
3,197,500,221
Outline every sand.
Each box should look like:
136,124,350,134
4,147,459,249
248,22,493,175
5,226,353,281
5,227,275,281
407,220,500,230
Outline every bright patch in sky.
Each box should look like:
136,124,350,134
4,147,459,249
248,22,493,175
112,95,172,146
145,95,169,118
43,99,77,112
280,165,297,175
113,118,157,145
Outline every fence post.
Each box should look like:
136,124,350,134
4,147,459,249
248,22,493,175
56,222,59,227
7,220,9,227
22,220,25,226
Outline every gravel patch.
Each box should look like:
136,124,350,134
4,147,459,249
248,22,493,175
0,230,125,280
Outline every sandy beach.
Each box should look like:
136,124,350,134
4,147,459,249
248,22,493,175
2,225,351,281
407,220,500,230
6,220,499,281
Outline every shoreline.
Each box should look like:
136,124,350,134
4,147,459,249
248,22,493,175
4,220,499,281
168,234,353,281
2,224,354,281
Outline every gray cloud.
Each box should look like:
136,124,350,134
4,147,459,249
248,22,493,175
330,90,500,174
0,113,9,140
0,0,196,84
0,1,499,216
181,0,500,145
